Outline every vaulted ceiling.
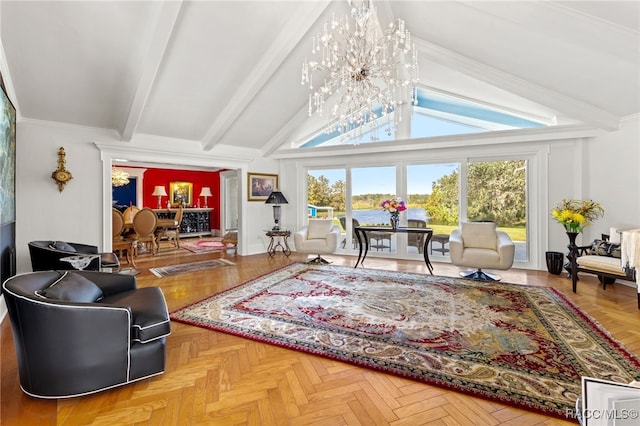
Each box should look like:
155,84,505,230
1,1,638,156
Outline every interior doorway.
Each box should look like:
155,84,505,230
221,170,239,235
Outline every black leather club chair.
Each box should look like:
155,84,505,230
2,270,170,398
28,240,120,271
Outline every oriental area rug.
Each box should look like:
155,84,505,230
170,263,640,419
181,237,228,254
150,258,235,278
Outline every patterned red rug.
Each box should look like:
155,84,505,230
170,263,640,420
180,237,227,254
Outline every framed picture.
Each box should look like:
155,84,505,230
0,80,16,225
169,181,193,207
248,172,278,201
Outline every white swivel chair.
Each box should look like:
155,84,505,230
449,222,515,281
294,219,341,264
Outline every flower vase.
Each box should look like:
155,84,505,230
390,214,399,230
565,231,580,277
566,231,579,249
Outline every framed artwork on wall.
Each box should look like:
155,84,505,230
0,80,16,225
247,172,278,201
170,181,193,207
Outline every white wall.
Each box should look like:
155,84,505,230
16,122,111,273
14,120,281,273
11,115,640,274
585,115,640,238
277,120,640,271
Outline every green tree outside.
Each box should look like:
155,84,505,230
307,160,526,229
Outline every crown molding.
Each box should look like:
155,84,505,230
18,117,122,138
272,124,603,160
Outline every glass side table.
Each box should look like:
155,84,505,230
60,254,100,271
265,229,291,257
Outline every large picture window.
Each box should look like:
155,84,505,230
305,157,530,263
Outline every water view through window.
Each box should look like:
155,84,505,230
306,159,528,261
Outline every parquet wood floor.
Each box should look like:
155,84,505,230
2,248,639,425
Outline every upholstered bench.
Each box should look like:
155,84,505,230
570,236,638,309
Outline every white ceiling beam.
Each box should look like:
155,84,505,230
200,0,332,151
414,38,621,131
120,1,183,142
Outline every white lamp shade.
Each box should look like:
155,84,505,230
152,185,168,197
199,187,213,197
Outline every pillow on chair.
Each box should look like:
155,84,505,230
307,220,333,239
589,240,621,258
49,241,77,252
37,272,104,302
461,222,497,249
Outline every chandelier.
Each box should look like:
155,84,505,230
301,0,418,142
111,167,130,187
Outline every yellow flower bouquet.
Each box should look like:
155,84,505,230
551,199,604,233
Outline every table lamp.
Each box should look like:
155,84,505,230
265,190,288,230
199,187,213,208
152,185,168,209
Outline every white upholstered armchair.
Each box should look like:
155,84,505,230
294,219,341,264
449,222,515,281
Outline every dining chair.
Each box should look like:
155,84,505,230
112,208,136,268
337,216,362,250
407,219,427,253
132,208,158,255
123,205,140,225
156,205,184,248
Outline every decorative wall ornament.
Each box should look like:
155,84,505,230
51,147,73,192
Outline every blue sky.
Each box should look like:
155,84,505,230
309,163,458,195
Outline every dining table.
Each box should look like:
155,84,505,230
121,218,177,255
123,218,176,233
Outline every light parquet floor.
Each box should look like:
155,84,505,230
2,246,639,425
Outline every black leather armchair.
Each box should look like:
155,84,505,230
2,270,170,398
28,240,120,271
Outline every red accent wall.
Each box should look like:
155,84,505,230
125,166,222,230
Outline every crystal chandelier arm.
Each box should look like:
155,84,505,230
301,0,418,143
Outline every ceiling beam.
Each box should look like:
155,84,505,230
414,38,621,131
200,0,332,151
120,1,183,142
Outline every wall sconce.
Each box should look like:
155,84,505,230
199,187,213,208
265,190,288,230
51,147,73,192
152,185,168,209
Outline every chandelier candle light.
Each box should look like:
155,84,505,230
301,0,419,142
111,167,130,187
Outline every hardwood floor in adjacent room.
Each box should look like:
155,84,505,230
2,248,639,425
